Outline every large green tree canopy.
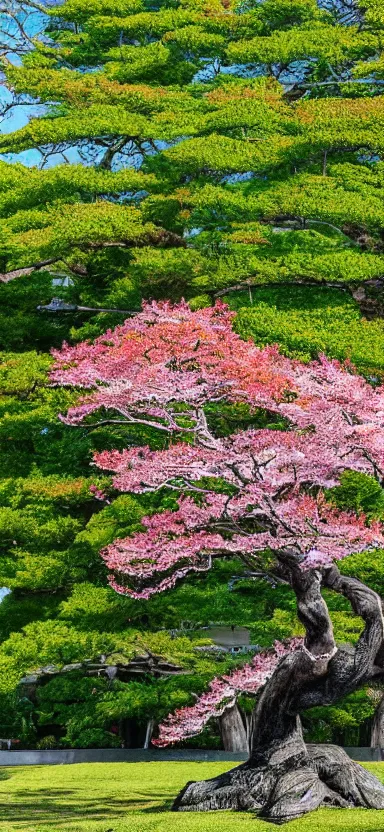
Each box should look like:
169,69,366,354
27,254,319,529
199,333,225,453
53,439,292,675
2,0,384,325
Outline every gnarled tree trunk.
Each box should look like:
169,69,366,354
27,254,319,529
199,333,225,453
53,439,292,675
173,561,384,823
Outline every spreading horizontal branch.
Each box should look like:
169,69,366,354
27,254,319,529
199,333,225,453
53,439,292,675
0,258,59,283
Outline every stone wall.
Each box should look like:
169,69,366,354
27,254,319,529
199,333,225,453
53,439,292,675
0,747,382,766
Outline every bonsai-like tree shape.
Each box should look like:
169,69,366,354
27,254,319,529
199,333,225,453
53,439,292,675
52,301,384,823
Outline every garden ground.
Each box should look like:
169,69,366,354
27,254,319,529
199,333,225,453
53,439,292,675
1,761,384,832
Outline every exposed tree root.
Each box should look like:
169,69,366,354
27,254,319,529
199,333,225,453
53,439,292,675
173,743,384,824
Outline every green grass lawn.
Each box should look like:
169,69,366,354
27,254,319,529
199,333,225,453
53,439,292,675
1,761,384,832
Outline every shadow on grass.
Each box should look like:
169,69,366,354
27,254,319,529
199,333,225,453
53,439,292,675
0,793,166,826
14,790,77,797
140,801,173,814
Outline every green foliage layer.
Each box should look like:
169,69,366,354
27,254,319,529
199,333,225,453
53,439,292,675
2,0,384,318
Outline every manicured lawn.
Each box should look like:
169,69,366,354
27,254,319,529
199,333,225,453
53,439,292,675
1,761,384,832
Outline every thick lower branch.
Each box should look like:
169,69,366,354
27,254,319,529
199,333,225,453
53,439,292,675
250,555,384,744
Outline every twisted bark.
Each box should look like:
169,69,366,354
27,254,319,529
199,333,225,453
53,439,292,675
173,559,384,823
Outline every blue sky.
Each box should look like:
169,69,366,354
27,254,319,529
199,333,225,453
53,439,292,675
0,8,51,165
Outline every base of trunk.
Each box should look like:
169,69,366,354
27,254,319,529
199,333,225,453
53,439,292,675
173,742,384,824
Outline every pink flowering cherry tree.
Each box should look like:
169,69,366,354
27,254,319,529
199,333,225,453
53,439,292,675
52,301,384,823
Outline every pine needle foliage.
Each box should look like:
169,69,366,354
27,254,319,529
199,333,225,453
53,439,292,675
1,0,384,317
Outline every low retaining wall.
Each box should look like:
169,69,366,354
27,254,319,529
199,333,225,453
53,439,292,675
0,747,382,766
344,747,382,762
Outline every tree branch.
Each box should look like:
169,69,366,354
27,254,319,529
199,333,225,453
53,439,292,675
278,551,337,663
297,565,384,710
323,564,384,679
97,136,133,170
213,279,352,300
0,258,59,283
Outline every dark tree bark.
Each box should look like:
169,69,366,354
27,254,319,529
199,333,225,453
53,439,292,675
144,719,155,750
173,559,384,823
218,704,248,753
371,693,384,748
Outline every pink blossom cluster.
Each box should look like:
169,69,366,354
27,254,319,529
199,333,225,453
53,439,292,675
92,423,372,498
102,496,265,599
153,638,303,746
51,300,292,431
52,303,384,492
93,444,227,493
102,491,384,597
272,493,383,568
52,301,384,598
89,484,108,502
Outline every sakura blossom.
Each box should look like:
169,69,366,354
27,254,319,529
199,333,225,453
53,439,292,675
154,639,303,746
52,301,384,601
